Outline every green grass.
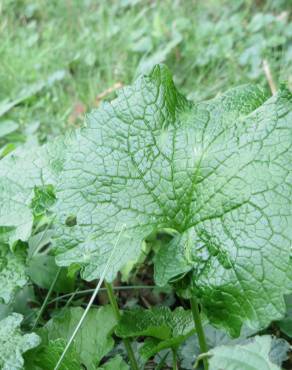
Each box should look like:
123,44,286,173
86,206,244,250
0,0,291,146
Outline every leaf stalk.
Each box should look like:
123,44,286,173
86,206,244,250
172,347,178,370
190,297,208,370
105,281,139,370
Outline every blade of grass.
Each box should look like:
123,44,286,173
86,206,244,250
263,59,276,95
155,351,170,370
63,287,80,309
32,267,62,330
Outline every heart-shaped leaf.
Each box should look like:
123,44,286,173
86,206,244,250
0,65,291,336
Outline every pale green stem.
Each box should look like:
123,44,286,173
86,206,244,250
32,267,61,330
105,281,139,370
172,348,178,370
47,285,156,306
190,297,208,370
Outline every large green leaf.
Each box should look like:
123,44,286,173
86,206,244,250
44,306,117,369
116,307,195,360
0,244,27,304
0,65,291,336
0,313,40,370
54,66,291,335
206,335,281,370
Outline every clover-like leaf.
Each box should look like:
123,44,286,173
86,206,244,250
0,313,40,370
116,306,195,360
0,244,27,304
206,335,282,370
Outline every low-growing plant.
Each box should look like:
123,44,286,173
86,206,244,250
0,65,291,369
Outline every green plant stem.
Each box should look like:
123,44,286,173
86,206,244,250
190,297,208,370
64,288,80,308
105,281,139,370
47,285,155,306
32,267,61,330
172,348,178,370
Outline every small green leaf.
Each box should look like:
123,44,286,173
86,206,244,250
0,244,27,304
28,338,81,370
27,255,75,293
0,313,40,370
30,184,56,218
97,355,129,370
0,143,16,159
116,306,195,360
207,335,281,370
45,306,117,369
0,137,64,245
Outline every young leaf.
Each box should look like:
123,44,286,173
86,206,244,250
0,244,27,304
116,306,195,360
0,313,40,370
26,338,81,370
0,138,64,245
97,355,129,370
116,306,194,339
44,306,117,369
206,335,282,370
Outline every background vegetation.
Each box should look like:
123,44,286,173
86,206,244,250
1,0,291,144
